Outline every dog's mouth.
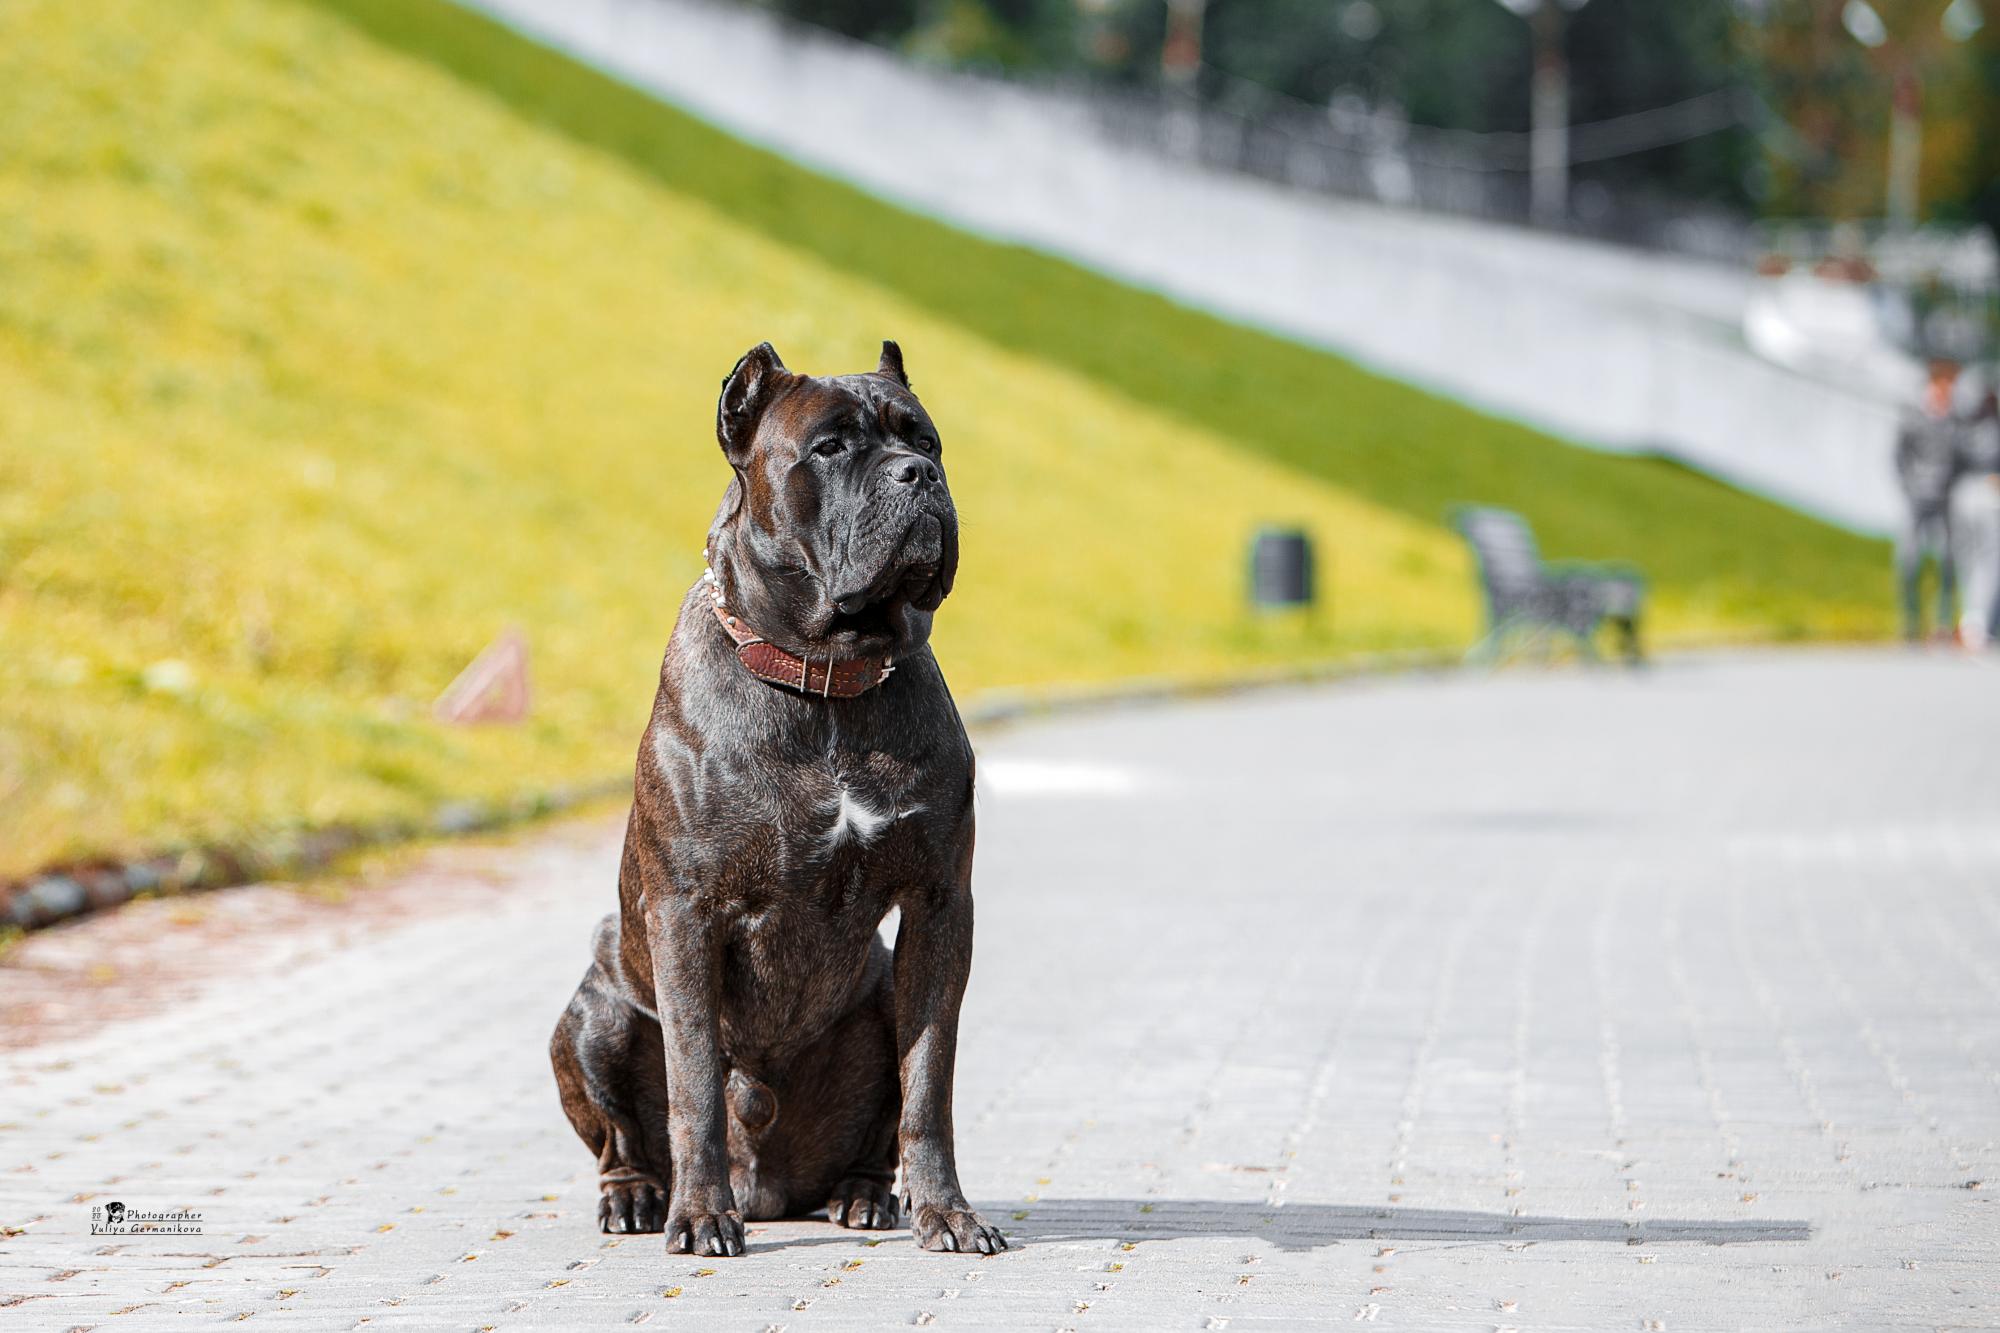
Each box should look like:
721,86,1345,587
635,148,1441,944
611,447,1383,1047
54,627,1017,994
804,510,952,652
826,594,903,641
825,563,940,645
821,515,951,651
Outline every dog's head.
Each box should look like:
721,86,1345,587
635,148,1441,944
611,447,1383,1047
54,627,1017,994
707,341,957,660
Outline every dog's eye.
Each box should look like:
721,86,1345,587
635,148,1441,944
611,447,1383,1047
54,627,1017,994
914,436,938,454
812,438,845,458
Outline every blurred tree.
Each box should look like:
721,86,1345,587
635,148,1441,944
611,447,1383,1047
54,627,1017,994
1943,4,1999,243
1735,0,1871,218
753,0,1080,69
754,0,924,43
907,0,1085,70
1743,0,1995,232
1086,0,1757,210
1562,0,1757,211
890,0,1757,209
1186,0,1524,130
747,0,1998,230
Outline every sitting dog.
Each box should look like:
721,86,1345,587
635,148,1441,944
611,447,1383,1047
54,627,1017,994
550,341,1005,1257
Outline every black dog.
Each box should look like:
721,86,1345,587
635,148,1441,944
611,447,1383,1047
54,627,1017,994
551,342,1005,1257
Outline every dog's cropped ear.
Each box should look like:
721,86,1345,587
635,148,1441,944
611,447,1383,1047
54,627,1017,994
717,342,790,464
876,340,911,391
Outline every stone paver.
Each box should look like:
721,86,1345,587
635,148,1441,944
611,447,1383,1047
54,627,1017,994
4,650,1998,1329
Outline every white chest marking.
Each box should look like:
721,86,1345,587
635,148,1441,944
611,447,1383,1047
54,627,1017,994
826,785,892,849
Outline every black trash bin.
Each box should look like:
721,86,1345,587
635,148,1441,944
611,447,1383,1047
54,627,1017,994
1250,527,1314,609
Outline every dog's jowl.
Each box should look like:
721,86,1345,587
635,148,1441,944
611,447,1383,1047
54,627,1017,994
550,342,1005,1257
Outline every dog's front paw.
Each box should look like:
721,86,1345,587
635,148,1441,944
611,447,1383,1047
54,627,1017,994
666,1194,746,1257
907,1199,1007,1254
597,1175,666,1234
827,1177,899,1230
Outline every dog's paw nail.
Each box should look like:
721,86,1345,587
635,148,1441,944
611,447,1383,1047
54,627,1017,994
912,1204,1007,1255
829,1180,898,1231
667,1203,744,1256
600,1178,666,1234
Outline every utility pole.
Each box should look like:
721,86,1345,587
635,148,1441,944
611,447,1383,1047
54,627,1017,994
1161,0,1206,91
1528,1,1569,227
1159,0,1206,158
1886,63,1921,233
1490,0,1591,229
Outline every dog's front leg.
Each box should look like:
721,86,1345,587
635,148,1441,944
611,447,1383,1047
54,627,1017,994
649,894,745,1257
893,870,1008,1254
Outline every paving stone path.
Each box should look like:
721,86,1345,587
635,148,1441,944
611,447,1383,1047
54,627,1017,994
4,652,1998,1329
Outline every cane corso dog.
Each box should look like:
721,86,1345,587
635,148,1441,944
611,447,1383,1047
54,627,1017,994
550,341,1005,1257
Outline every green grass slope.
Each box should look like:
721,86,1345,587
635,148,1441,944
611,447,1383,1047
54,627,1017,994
0,0,1886,883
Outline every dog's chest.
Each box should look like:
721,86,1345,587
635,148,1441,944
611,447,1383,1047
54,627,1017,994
771,758,935,907
814,772,914,851
747,725,937,861
724,747,933,912
713,760,928,1056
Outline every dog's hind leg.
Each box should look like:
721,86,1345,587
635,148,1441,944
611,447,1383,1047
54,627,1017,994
719,940,901,1227
551,914,672,1233
825,1080,900,1231
819,947,902,1231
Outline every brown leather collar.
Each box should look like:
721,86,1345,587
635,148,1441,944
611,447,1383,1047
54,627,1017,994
706,584,895,699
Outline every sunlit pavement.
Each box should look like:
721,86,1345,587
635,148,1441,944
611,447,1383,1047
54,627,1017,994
5,651,1998,1330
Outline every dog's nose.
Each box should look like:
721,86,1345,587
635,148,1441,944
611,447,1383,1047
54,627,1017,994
890,456,941,488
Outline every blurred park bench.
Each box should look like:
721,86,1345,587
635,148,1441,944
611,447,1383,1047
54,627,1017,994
1452,506,1645,664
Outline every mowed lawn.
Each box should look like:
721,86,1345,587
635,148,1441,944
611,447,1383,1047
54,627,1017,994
0,0,1887,882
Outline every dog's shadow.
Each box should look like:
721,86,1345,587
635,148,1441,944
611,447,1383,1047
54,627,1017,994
978,1197,1810,1251
764,1198,1803,1254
